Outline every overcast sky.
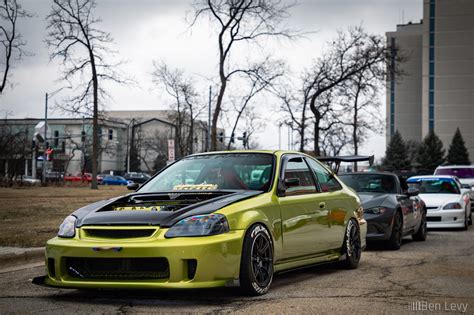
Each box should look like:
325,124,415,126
0,0,423,158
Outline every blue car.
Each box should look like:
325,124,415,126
102,175,130,185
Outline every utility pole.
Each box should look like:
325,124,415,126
42,93,49,184
42,87,69,184
207,86,212,152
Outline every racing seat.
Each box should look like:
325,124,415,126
221,166,248,190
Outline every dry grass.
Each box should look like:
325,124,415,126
0,186,127,247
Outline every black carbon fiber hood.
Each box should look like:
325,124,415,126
72,190,262,228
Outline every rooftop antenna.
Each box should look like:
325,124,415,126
402,9,405,24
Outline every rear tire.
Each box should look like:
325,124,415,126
462,211,468,230
340,219,361,269
412,209,427,241
386,211,403,250
239,224,273,296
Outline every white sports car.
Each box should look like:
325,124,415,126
407,175,472,230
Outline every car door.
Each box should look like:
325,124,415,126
395,175,417,232
278,155,330,260
305,157,348,251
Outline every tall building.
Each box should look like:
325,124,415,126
386,22,423,144
387,0,474,157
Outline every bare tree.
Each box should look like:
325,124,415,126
274,75,313,151
319,123,352,157
303,26,398,155
134,130,169,173
0,0,29,94
191,0,298,150
152,62,204,156
338,70,382,170
225,58,284,149
46,0,127,189
0,119,30,181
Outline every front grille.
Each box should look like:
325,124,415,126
426,207,438,210
427,216,442,222
83,229,156,239
66,257,169,280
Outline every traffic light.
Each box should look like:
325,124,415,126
81,131,86,142
218,131,224,142
242,132,247,147
230,132,235,143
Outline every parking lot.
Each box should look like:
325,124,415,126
1,227,473,314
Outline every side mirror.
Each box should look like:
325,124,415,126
406,187,419,197
127,182,140,191
284,178,300,188
461,184,471,190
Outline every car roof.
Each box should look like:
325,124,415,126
435,165,474,169
407,175,457,180
339,172,396,176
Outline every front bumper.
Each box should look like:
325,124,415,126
36,228,245,289
363,211,394,241
426,208,466,229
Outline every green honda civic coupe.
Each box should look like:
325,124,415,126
33,150,366,295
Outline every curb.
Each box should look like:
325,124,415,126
0,247,45,269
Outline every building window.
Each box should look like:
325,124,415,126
53,130,59,147
428,0,435,132
108,129,113,140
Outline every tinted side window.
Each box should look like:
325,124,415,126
283,158,317,196
306,158,342,192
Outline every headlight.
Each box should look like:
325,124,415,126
364,207,387,215
58,215,76,238
443,202,462,210
165,214,230,238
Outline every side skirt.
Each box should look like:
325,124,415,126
274,251,341,274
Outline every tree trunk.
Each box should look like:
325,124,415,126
90,52,98,189
189,110,194,154
299,105,306,152
212,80,226,151
352,82,361,172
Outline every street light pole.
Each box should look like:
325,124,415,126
42,92,49,184
42,86,69,184
207,86,212,152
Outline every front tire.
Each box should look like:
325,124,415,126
412,209,427,241
239,224,274,296
462,210,468,230
340,219,361,269
387,211,403,250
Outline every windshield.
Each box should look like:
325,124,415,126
339,174,398,194
139,153,274,193
435,168,474,178
407,178,460,194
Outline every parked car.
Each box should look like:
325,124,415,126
14,175,41,185
33,151,366,295
101,175,129,185
123,172,151,184
96,174,109,185
434,165,474,208
339,172,427,250
64,173,92,183
407,175,472,229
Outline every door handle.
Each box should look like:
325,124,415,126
319,202,326,209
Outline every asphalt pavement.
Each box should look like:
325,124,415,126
1,228,473,314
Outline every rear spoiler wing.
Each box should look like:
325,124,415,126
316,155,374,174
